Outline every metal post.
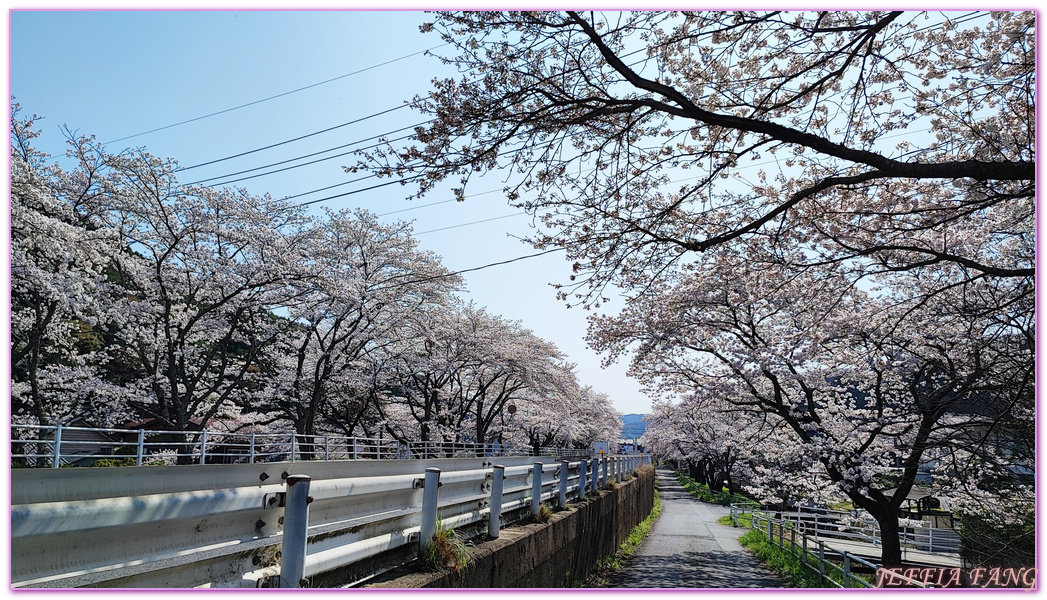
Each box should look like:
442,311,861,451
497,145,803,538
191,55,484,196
136,429,146,466
279,474,311,588
351,436,357,460
51,424,62,469
615,457,622,483
578,459,588,499
249,434,256,464
558,460,569,508
489,464,505,539
818,541,826,579
199,430,208,465
843,554,852,588
532,462,543,515
420,467,441,551
324,436,330,461
602,457,608,488
590,458,598,495
290,433,296,462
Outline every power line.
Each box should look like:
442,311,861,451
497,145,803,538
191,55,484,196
105,44,446,145
175,104,415,173
376,188,502,217
390,248,566,288
415,212,525,235
298,175,427,207
188,133,416,187
183,121,431,185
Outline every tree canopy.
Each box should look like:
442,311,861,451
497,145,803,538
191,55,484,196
10,105,622,456
363,10,1033,306
358,10,1035,568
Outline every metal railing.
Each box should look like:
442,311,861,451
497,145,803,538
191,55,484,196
10,423,600,468
11,452,653,588
731,504,953,588
734,504,962,559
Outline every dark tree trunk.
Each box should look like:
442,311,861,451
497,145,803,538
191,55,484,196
874,511,904,568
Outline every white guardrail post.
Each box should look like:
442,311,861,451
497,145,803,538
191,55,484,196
51,424,62,469
420,467,441,553
558,460,569,508
489,464,505,539
279,474,312,588
136,429,146,466
532,461,543,515
602,456,608,488
578,459,588,499
589,459,598,495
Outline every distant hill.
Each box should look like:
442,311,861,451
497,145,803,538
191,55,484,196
620,413,647,440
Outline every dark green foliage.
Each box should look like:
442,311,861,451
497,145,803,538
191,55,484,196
959,511,1035,568
675,471,757,507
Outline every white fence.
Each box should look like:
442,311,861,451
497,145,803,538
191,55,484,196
11,452,652,588
11,423,589,467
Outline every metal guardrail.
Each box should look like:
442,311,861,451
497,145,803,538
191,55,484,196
11,452,652,588
731,504,950,588
10,423,588,468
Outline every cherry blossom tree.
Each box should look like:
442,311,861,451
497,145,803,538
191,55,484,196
505,365,621,454
58,134,315,449
248,208,461,453
361,10,1032,307
641,396,762,494
10,108,129,428
372,301,563,446
589,241,1032,567
354,11,1032,566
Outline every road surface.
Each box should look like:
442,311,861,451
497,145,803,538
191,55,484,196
607,467,787,588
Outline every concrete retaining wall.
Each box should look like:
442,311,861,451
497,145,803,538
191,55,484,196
366,463,656,588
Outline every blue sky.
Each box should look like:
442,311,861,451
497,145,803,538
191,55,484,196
9,9,652,415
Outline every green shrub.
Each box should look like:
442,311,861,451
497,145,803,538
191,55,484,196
675,472,756,507
90,457,139,468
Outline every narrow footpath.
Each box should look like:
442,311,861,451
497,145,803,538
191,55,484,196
607,467,786,588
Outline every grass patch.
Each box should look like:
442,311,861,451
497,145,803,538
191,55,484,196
580,489,662,587
419,520,469,575
738,528,826,588
534,502,554,523
738,527,873,588
718,513,753,528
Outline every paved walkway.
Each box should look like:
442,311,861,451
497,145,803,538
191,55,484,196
607,467,787,588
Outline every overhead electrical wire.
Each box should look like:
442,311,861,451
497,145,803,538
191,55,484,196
414,212,526,235
174,104,416,173
182,121,432,185
187,133,416,187
105,44,447,145
386,248,566,289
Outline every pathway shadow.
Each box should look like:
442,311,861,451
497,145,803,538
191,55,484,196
607,551,787,588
